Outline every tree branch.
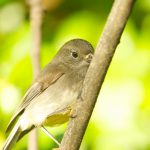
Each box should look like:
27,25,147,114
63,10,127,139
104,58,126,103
60,0,136,149
27,0,43,149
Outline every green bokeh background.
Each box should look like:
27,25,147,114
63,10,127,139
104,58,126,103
0,0,150,149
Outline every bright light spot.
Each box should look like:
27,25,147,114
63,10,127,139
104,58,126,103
93,79,144,130
0,2,25,33
0,85,20,114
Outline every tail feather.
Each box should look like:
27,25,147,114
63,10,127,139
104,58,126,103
3,122,21,150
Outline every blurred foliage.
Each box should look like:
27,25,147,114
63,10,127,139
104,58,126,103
0,0,150,150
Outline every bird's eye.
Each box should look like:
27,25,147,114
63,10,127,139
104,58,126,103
71,51,78,58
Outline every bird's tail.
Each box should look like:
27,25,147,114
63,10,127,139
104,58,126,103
3,122,21,150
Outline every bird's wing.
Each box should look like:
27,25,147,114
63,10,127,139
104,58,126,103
6,66,65,133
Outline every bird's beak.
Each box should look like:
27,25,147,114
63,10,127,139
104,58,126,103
85,53,93,63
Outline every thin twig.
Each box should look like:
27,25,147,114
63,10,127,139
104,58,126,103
41,126,61,146
28,0,43,150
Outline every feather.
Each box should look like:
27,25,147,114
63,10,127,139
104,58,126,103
6,64,65,133
3,122,21,150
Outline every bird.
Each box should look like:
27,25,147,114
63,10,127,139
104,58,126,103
3,38,94,150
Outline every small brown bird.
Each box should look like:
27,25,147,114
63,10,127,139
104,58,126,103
3,39,94,150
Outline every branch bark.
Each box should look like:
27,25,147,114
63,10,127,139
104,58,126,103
28,0,42,149
60,0,136,149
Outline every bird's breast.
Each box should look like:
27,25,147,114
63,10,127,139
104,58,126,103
19,72,83,130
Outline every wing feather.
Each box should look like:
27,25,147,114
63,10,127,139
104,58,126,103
6,64,65,133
